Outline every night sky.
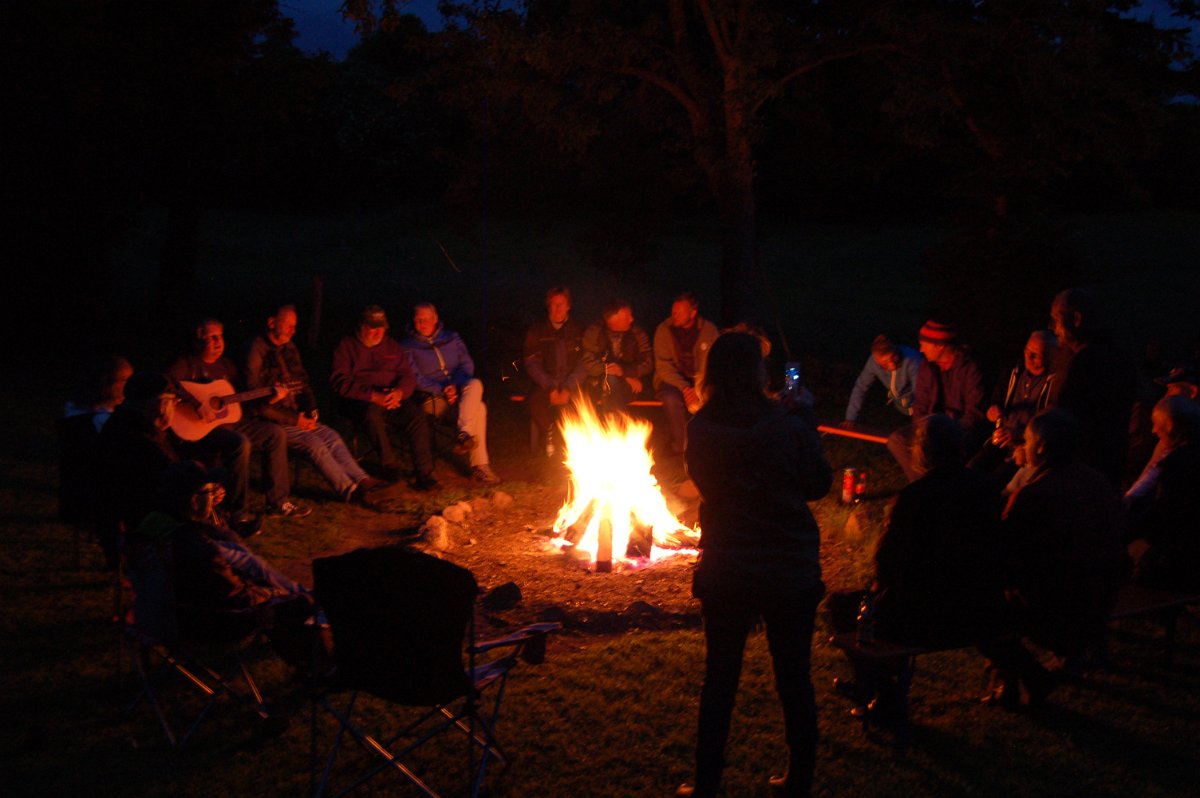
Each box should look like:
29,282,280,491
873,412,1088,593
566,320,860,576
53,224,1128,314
285,0,445,58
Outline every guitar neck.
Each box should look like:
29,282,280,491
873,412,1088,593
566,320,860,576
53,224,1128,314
223,386,281,405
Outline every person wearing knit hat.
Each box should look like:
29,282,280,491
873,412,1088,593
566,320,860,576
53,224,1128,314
886,318,987,482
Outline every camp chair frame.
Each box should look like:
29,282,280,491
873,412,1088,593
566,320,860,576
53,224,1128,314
119,539,274,749
309,546,560,798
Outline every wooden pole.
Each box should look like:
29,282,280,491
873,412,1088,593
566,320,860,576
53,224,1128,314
596,516,612,573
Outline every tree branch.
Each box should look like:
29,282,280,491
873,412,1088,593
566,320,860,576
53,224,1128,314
753,43,904,113
696,0,732,69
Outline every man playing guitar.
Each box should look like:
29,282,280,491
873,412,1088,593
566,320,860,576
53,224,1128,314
167,318,310,531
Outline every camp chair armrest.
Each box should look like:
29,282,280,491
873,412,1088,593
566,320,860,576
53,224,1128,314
471,622,562,654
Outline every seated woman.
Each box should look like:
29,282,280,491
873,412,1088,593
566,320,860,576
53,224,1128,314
830,414,1005,717
987,409,1126,705
1126,395,1200,590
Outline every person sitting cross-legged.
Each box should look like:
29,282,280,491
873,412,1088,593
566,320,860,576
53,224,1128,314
245,304,388,507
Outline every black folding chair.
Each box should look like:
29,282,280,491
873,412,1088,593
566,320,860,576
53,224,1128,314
120,538,275,749
310,545,560,798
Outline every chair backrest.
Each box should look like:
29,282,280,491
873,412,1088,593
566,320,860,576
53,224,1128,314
56,413,102,524
313,545,478,705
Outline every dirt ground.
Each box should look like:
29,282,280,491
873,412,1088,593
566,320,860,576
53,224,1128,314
279,461,866,640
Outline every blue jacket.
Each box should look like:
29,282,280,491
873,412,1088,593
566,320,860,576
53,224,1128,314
403,322,475,395
844,345,921,421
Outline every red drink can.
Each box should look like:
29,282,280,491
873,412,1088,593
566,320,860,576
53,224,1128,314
841,468,856,504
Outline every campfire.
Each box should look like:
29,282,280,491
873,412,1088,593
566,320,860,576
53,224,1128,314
550,398,697,571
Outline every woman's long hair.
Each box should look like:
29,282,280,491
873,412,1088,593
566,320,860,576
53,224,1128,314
698,332,774,426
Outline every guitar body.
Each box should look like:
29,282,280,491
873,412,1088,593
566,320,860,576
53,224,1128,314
171,379,244,441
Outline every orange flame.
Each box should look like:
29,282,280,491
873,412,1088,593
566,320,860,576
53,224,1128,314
551,397,696,569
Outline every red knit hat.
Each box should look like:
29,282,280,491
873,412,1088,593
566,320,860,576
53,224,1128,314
918,319,958,345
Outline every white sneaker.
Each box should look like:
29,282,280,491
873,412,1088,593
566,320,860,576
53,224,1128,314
470,464,501,485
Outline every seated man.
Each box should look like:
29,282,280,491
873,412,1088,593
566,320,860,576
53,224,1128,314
330,305,438,491
581,299,653,413
842,335,921,426
168,318,309,525
245,304,386,505
128,460,316,667
403,303,500,484
830,415,1005,714
653,291,719,455
1126,395,1200,591
968,329,1057,487
886,319,987,482
523,286,587,457
991,409,1126,698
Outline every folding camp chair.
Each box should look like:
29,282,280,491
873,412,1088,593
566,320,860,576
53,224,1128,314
120,538,277,749
309,545,561,798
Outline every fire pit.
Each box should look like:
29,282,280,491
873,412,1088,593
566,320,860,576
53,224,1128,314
549,398,698,571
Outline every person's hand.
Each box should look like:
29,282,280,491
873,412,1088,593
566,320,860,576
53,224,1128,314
373,389,402,410
840,419,858,430
682,386,700,410
992,427,1013,448
296,413,317,431
549,388,570,406
1012,445,1028,467
197,401,217,423
443,384,459,404
605,363,624,376
625,377,643,395
986,405,1002,423
272,384,291,403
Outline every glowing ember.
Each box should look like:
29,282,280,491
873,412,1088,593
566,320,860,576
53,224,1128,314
551,397,697,570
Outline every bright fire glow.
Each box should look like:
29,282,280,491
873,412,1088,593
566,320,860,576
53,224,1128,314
551,397,696,570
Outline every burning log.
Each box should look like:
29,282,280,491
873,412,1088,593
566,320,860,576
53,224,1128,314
550,396,696,571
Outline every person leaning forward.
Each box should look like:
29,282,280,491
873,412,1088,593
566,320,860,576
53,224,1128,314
329,304,438,491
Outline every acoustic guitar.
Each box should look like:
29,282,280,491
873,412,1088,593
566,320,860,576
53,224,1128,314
170,379,304,441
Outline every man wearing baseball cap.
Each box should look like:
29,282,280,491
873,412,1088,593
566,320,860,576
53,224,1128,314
330,304,438,491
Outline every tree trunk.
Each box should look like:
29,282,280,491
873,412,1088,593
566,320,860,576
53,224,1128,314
716,96,760,327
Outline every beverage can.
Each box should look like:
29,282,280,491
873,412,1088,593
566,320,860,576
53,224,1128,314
841,468,856,504
855,469,868,502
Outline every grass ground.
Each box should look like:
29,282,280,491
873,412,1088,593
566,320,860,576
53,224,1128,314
7,207,1200,796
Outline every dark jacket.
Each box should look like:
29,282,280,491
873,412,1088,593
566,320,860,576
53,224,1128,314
874,466,1005,646
245,335,316,426
580,322,653,381
329,334,417,403
1050,337,1136,486
1002,460,1126,650
686,404,831,597
523,318,587,391
913,351,986,431
97,405,179,533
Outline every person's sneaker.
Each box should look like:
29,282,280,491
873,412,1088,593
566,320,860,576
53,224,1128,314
358,476,390,492
411,473,440,492
267,500,312,519
470,464,501,485
452,432,478,456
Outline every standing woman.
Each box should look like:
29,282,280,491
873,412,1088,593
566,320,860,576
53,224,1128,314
678,333,832,798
